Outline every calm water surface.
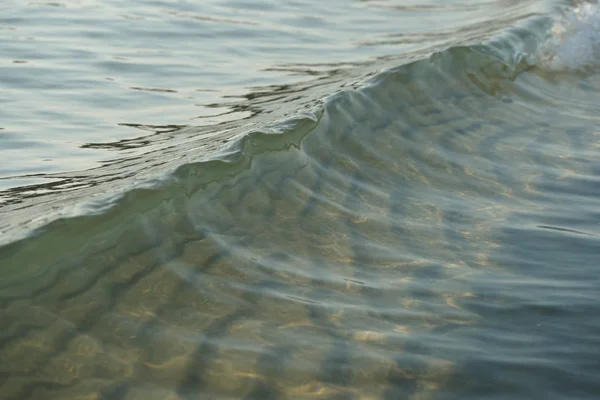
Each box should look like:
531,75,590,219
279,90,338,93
1,0,600,399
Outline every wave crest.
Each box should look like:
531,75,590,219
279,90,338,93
542,1,600,70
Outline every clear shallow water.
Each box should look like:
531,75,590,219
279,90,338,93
1,0,600,399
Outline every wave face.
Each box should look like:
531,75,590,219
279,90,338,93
2,1,600,399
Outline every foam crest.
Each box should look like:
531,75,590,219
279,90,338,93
543,1,600,70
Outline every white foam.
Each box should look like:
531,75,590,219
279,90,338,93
542,1,600,70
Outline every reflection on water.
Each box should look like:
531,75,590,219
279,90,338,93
0,0,549,189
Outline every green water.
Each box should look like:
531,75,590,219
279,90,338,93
1,1,600,399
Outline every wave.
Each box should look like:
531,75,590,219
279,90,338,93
0,0,597,245
1,2,600,398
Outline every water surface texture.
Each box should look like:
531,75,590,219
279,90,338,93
1,0,600,399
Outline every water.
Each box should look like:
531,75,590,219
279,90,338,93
1,0,600,399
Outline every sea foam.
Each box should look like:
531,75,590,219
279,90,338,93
543,1,600,70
